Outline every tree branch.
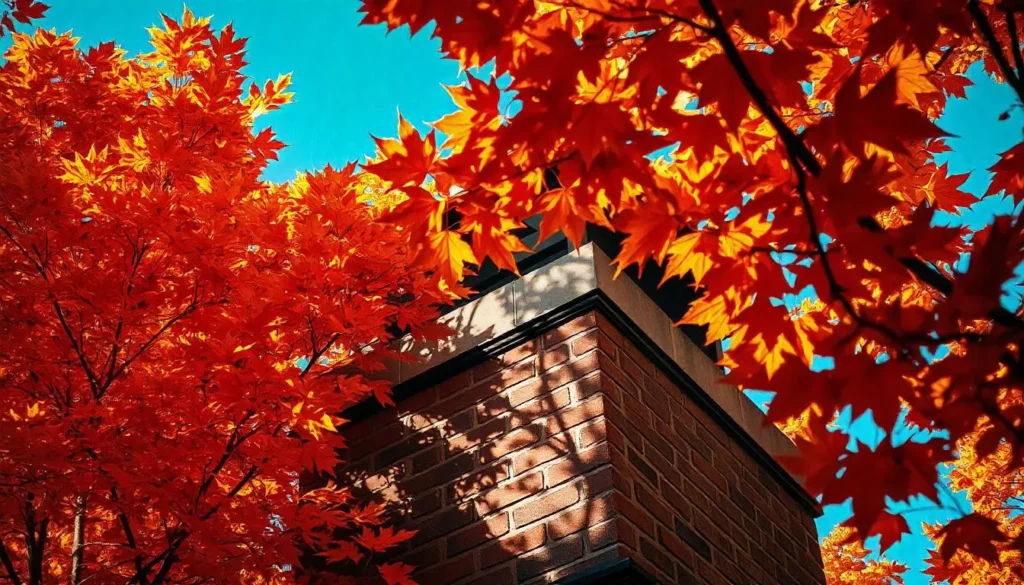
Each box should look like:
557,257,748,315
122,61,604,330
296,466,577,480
696,0,821,176
969,0,1024,106
1003,7,1024,82
111,488,147,585
0,538,22,585
71,495,87,585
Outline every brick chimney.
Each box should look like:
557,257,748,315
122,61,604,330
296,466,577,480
337,241,827,585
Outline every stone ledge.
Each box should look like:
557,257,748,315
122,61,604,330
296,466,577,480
371,243,798,468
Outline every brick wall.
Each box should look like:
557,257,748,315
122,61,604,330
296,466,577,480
338,311,825,585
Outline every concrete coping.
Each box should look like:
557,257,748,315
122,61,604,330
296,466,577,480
380,243,799,469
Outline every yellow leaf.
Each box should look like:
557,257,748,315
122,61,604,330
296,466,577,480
417,229,477,286
320,413,337,433
662,232,713,286
193,173,213,194
886,43,938,110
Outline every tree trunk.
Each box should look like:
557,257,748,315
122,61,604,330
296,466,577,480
70,495,86,585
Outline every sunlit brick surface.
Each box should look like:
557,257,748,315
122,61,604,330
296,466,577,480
339,311,826,585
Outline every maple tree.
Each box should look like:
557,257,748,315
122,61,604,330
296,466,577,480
0,8,444,585
358,0,1024,576
923,389,1024,584
820,524,906,585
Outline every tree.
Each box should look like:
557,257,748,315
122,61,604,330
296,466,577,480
0,9,445,585
821,525,906,585
923,388,1024,584
359,0,1024,574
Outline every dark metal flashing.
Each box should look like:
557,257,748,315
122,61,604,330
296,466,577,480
552,558,658,585
341,290,823,517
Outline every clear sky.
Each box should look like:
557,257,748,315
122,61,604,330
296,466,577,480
5,2,1023,583
4,1,465,183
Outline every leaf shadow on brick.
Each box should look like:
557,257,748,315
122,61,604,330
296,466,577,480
307,303,621,585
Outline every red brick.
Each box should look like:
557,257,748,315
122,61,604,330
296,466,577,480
363,472,390,492
474,472,543,514
517,533,584,580
638,537,675,580
542,313,596,347
581,466,615,496
397,542,442,567
414,556,475,585
474,340,538,381
447,513,510,556
692,452,730,492
410,490,442,518
640,428,675,464
658,524,696,568
634,482,674,530
611,467,632,498
506,377,547,407
449,463,510,500
404,452,475,494
605,418,626,451
545,545,625,583
626,446,658,487
643,441,682,487
570,329,617,358
614,354,646,398
640,381,674,423
535,352,601,397
447,417,506,455
347,421,405,461
513,482,580,526
540,343,571,371
544,396,604,436
506,388,571,427
474,354,537,388
434,366,532,420
692,512,733,560
412,445,442,473
375,428,440,470
512,432,572,474
410,503,476,547
614,492,655,537
571,372,607,403
479,524,546,568
596,313,654,375
443,408,476,438
587,518,619,550
616,517,637,549
653,416,690,460
478,426,540,465
546,442,611,486
661,481,693,521
547,492,614,539
434,371,472,397
399,387,439,415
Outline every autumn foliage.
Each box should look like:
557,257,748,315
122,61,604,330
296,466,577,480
357,0,1024,581
4,0,1024,584
0,8,445,585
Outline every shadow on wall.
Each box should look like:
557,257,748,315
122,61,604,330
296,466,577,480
323,265,622,585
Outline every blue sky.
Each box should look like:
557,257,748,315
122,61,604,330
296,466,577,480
5,2,1022,583
4,1,465,183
